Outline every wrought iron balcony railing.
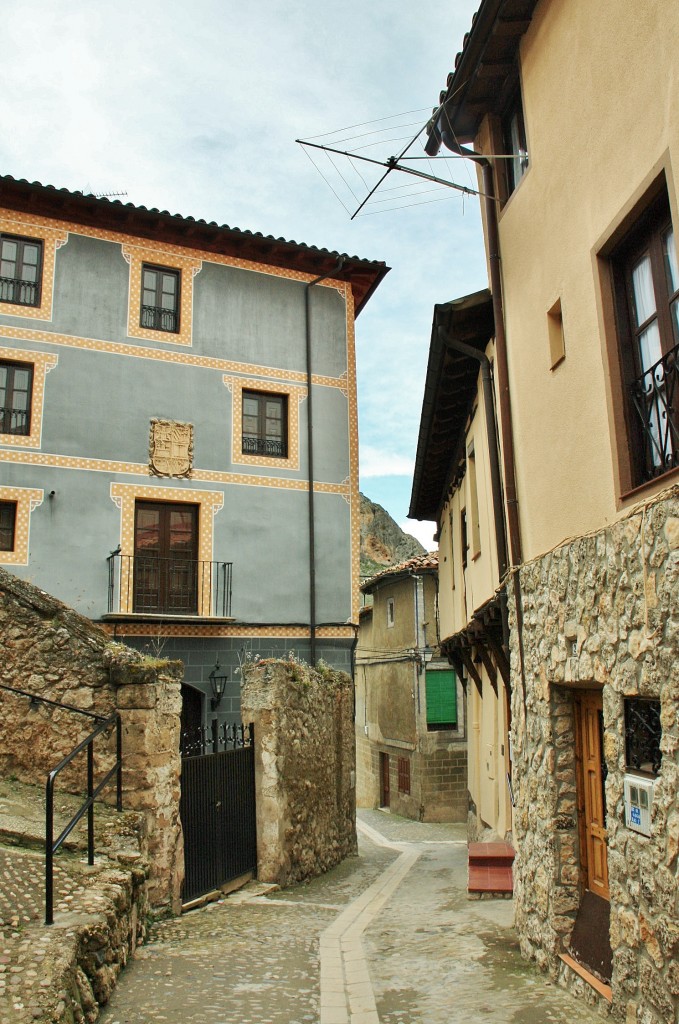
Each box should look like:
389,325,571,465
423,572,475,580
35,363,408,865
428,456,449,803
630,343,679,483
140,304,178,332
0,406,29,435
242,435,286,457
107,553,232,617
0,275,39,306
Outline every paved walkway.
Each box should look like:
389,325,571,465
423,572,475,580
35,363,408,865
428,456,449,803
99,811,602,1024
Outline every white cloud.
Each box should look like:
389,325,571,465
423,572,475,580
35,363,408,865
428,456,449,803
400,519,437,551
360,447,414,478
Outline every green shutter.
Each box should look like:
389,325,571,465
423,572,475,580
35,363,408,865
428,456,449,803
425,669,457,727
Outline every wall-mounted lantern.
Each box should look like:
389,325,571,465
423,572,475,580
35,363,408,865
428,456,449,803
209,661,228,711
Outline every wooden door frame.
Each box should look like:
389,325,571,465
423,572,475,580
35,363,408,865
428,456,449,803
574,688,609,901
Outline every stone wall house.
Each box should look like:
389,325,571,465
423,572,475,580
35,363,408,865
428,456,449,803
355,554,467,822
417,0,679,1018
0,174,388,738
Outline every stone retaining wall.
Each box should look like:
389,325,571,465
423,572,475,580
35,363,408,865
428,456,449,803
507,486,678,1022
0,567,184,913
241,659,356,885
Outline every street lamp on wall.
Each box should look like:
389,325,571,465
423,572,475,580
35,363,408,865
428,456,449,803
209,661,228,711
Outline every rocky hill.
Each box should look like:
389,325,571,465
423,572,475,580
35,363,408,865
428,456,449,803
360,493,427,580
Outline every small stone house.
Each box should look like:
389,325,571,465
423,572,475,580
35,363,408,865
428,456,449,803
0,174,387,733
420,1,679,1019
355,553,467,822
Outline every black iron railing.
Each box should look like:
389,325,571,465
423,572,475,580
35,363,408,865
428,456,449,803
0,276,38,306
625,697,662,776
140,304,178,332
0,684,122,925
181,721,253,758
242,436,286,457
107,552,232,617
630,343,679,482
0,406,29,435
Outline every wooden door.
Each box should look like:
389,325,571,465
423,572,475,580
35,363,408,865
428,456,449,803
379,752,390,808
134,501,198,613
576,692,609,900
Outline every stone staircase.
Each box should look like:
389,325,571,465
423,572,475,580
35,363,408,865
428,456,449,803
467,841,515,896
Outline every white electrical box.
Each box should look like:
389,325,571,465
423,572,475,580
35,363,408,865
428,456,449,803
624,774,654,836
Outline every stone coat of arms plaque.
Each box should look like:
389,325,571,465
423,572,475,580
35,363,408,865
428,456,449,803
149,419,193,478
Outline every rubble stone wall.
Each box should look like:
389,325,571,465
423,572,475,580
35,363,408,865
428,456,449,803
0,567,184,913
242,659,357,886
507,486,678,1022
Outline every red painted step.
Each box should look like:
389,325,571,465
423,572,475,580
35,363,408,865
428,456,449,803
468,841,514,894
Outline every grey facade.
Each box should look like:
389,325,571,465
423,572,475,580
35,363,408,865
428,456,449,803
0,175,387,727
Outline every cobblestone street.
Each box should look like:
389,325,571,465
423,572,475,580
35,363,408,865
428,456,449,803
99,811,603,1024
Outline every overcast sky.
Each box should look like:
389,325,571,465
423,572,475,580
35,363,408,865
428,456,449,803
2,1,486,547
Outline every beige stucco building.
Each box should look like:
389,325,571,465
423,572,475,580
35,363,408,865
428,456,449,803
415,0,679,1020
355,554,467,822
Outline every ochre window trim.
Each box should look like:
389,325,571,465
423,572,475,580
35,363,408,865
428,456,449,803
0,486,43,565
110,483,224,616
223,375,307,471
122,244,201,346
0,215,68,321
0,347,58,448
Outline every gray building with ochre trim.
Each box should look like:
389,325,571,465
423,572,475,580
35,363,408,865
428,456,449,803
0,175,388,729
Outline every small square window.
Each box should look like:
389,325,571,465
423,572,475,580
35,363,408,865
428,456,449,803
548,298,566,369
0,502,16,551
140,264,180,333
624,697,662,777
0,235,43,307
0,360,33,436
242,391,288,458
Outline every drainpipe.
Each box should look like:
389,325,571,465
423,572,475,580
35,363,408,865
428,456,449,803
305,257,345,666
437,326,507,580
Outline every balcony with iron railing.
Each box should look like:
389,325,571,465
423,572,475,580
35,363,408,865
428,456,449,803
630,342,679,484
0,407,29,434
0,276,39,306
107,552,233,618
242,435,286,458
140,305,178,332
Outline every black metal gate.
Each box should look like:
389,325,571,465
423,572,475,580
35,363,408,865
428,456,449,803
179,722,257,904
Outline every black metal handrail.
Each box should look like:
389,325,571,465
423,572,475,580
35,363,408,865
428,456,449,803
630,343,679,482
0,684,123,925
45,713,122,924
0,275,38,306
140,304,178,332
107,552,232,617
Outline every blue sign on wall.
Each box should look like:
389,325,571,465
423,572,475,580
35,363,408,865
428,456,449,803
630,805,641,826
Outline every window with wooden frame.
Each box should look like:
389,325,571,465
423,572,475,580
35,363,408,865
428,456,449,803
242,390,288,458
140,264,181,334
0,360,33,436
0,502,16,551
501,86,528,199
425,668,457,731
397,757,411,795
386,596,395,628
0,235,42,308
611,188,678,487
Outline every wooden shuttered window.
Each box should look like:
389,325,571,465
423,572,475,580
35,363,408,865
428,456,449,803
425,669,457,731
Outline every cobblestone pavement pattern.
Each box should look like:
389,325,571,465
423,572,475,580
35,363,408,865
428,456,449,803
99,811,603,1024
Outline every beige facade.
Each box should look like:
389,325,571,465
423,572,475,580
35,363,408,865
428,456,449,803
420,0,679,1019
355,555,467,823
